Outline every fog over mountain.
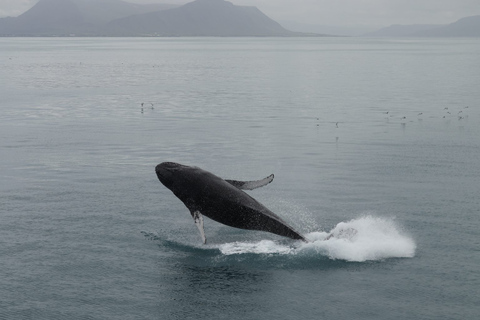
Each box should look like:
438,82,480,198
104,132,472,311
2,0,480,33
0,0,312,36
0,0,177,36
364,15,480,37
279,20,377,37
1,0,478,37
414,15,480,37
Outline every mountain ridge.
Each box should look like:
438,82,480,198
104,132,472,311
413,15,480,37
0,0,177,36
0,0,316,37
105,0,296,36
363,15,480,37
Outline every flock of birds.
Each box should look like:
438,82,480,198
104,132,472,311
139,102,471,130
384,106,469,120
314,105,471,129
140,102,155,114
385,105,470,123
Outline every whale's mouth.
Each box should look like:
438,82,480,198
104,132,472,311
155,165,166,178
155,163,175,183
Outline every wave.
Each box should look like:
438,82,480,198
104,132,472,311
143,215,416,262
217,215,416,262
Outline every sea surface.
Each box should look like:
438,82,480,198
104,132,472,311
1,37,479,319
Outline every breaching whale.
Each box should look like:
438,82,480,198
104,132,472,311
155,162,307,244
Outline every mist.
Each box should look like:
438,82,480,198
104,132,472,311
1,0,479,30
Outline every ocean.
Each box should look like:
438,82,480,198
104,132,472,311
1,37,479,319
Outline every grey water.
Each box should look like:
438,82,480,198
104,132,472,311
1,37,479,319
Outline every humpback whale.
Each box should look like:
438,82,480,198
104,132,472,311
155,162,307,244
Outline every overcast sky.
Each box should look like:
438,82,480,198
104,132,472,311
1,0,479,28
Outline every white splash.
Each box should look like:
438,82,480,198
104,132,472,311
219,240,294,255
218,215,416,262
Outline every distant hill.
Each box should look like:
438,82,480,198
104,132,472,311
0,0,178,36
0,0,86,36
104,0,298,36
0,0,310,37
414,15,480,37
363,15,480,37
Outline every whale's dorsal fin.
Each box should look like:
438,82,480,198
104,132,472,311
226,174,274,190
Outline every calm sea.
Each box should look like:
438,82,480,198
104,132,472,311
1,37,479,319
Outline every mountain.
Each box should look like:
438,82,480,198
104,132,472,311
413,15,480,37
363,15,480,37
105,0,297,36
0,0,177,36
0,0,86,36
0,0,307,37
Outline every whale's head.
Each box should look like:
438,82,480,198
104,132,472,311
156,161,222,209
155,162,188,189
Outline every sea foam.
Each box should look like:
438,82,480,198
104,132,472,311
218,215,416,262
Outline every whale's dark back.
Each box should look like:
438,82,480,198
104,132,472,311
155,162,306,241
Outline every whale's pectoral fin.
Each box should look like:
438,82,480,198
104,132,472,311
226,174,274,190
192,210,207,244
